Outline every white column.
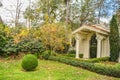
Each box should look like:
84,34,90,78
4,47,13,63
75,34,80,58
83,33,93,59
83,39,90,59
97,39,102,58
96,33,105,58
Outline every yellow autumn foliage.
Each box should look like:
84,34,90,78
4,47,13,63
39,23,71,52
12,28,29,43
44,14,49,22
18,29,29,37
4,27,10,35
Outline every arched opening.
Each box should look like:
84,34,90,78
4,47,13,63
90,34,97,58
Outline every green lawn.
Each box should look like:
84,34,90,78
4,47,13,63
0,59,119,80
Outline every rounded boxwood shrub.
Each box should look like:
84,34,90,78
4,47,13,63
21,54,38,71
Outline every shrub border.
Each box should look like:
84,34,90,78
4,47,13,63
48,55,120,78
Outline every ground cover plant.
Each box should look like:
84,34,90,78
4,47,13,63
0,59,119,80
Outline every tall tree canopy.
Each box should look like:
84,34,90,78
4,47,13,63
23,0,120,27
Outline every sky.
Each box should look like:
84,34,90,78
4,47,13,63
0,0,36,25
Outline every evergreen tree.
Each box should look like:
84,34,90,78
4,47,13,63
109,15,120,62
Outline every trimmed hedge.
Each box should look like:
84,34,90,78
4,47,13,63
63,53,109,63
85,57,110,63
48,56,120,77
64,54,83,58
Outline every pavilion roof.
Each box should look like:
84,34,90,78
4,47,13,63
72,24,110,35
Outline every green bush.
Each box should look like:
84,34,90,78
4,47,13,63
42,50,51,60
85,57,110,63
67,50,83,58
48,55,120,77
21,54,38,71
68,50,76,54
17,39,45,54
66,54,75,57
79,54,83,58
65,54,83,58
0,24,15,56
34,52,43,58
115,63,120,69
2,38,18,56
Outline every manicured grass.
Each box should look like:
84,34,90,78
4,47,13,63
0,59,119,80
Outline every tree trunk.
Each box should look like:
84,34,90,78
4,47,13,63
65,0,70,23
15,0,22,27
